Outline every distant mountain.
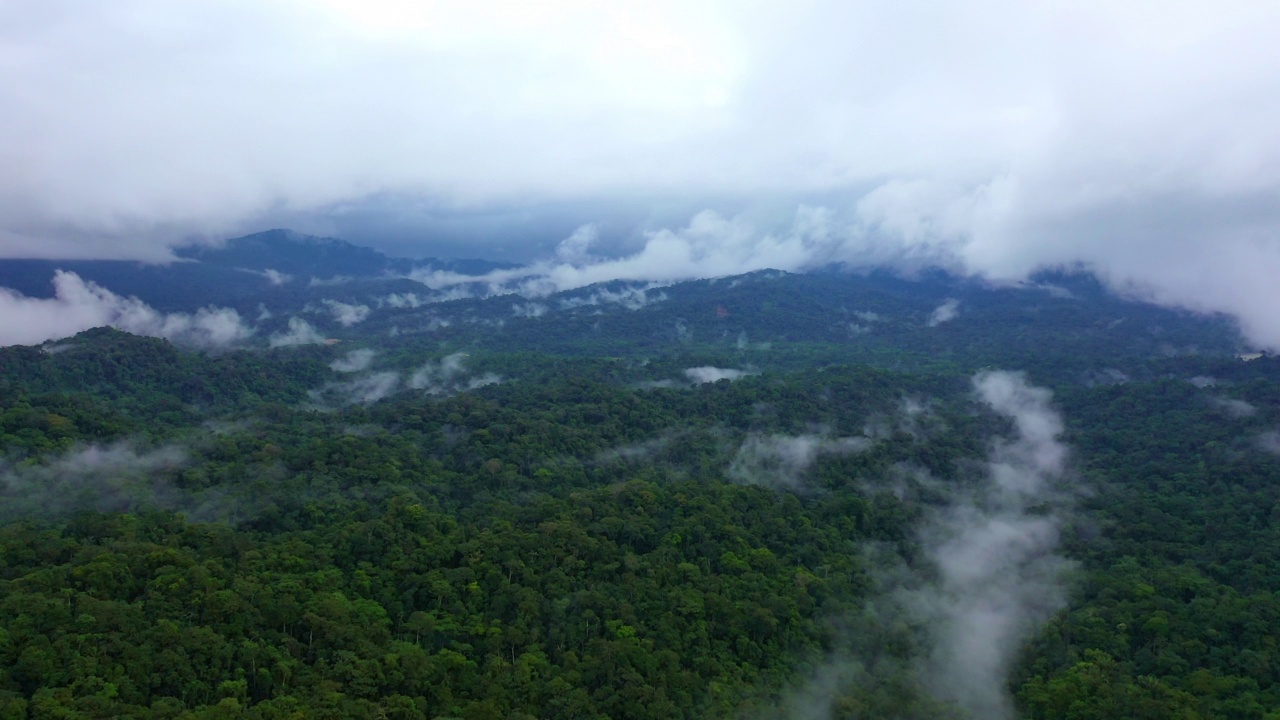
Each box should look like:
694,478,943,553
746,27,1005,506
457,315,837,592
175,229,515,278
0,229,513,313
175,229,395,278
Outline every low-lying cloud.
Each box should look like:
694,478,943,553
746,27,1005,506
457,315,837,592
512,301,548,318
0,442,188,520
269,317,326,347
0,270,252,348
926,298,960,327
684,366,754,384
559,284,669,311
310,370,401,406
1209,395,1257,418
1257,430,1280,457
729,432,873,489
329,348,377,372
900,371,1074,718
408,352,501,395
308,352,499,406
324,300,371,326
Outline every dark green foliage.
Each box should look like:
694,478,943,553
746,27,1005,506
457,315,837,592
0,265,1278,719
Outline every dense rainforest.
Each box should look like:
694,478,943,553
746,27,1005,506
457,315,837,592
2,235,1279,719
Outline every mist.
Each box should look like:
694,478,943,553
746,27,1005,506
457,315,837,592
907,371,1074,718
330,348,377,373
729,432,873,490
269,317,327,348
0,270,252,348
0,442,191,520
685,366,754,384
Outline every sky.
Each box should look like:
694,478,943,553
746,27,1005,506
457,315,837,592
4,1,1280,345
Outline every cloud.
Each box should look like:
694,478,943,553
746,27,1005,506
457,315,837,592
0,270,252,347
324,299,371,326
559,283,669,311
330,348,376,372
904,370,1073,718
407,352,500,395
310,352,498,405
240,267,293,285
382,292,425,308
1258,430,1280,456
0,442,187,519
310,370,400,406
683,366,753,384
262,268,291,285
269,317,326,347
511,301,547,318
926,298,960,327
1209,395,1256,418
728,432,873,489
6,2,1280,347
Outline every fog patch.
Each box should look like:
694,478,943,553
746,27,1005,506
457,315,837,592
1255,430,1280,456
865,397,939,441
729,432,873,490
238,267,293,285
926,298,960,327
382,292,424,309
559,284,669,311
39,342,75,355
594,436,673,464
324,299,371,326
269,317,326,347
308,276,354,287
1209,395,1257,418
512,301,548,318
408,352,501,395
310,371,401,406
0,271,253,348
1084,367,1130,386
908,371,1074,718
685,366,754,384
330,348,377,373
0,442,190,520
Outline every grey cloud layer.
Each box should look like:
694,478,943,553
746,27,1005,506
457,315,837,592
5,2,1280,345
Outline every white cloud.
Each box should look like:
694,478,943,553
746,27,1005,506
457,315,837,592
0,270,252,347
0,442,188,519
909,370,1074,718
684,366,753,384
6,2,1280,347
330,348,376,372
313,370,400,405
729,432,873,489
269,317,326,347
559,283,669,311
1210,396,1257,418
927,298,960,327
262,268,291,285
407,352,499,394
324,300,371,326
511,301,547,318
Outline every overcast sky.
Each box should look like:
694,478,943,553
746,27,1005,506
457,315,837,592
4,1,1280,344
